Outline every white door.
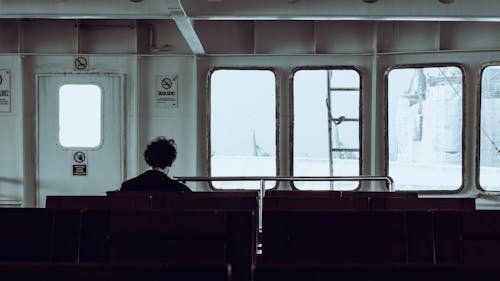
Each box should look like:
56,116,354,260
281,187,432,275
37,74,123,207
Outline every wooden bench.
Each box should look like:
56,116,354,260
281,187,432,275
265,190,341,198
79,209,255,281
146,191,258,210
0,262,231,281
264,197,369,210
262,211,434,264
0,207,253,281
370,198,475,211
434,210,500,263
0,208,80,262
46,196,108,209
254,263,500,281
46,195,150,209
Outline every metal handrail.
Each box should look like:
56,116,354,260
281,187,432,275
174,175,393,189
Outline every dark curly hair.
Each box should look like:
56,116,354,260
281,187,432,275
144,137,177,169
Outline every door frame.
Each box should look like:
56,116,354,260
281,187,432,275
35,73,125,206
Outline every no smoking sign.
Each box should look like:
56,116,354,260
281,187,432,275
73,56,89,71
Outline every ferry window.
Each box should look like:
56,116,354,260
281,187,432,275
480,66,500,191
293,69,360,190
59,84,102,148
210,69,277,189
388,66,463,191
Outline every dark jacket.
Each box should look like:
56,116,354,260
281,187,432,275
120,170,191,192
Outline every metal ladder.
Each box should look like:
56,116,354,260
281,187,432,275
326,70,360,190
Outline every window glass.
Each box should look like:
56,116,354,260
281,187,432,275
293,69,360,190
210,69,276,189
480,66,500,191
388,67,462,190
59,84,102,148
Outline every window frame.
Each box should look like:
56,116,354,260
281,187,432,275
290,66,363,191
207,67,280,190
384,63,465,194
477,63,500,193
57,82,104,150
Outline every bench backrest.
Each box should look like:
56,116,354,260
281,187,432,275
262,210,434,264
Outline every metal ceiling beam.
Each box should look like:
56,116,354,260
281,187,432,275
0,0,170,19
179,0,500,22
162,0,205,55
0,14,172,19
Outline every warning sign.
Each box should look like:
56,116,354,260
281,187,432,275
0,70,11,113
73,56,89,71
73,151,86,163
155,75,178,108
73,165,87,176
161,78,173,89
72,151,88,176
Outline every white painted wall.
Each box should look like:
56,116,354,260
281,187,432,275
136,55,198,188
0,56,23,206
0,19,500,204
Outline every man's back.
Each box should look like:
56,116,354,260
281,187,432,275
120,170,190,192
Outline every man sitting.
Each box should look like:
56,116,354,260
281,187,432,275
121,136,191,192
